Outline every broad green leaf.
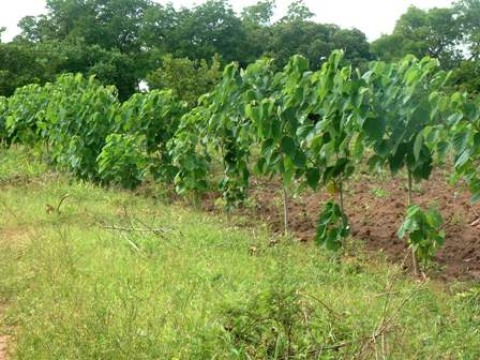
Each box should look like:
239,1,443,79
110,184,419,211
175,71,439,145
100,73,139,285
362,116,385,141
305,167,320,189
281,136,297,160
451,128,470,153
293,149,307,168
245,104,261,123
388,143,408,174
283,156,296,186
455,149,471,169
413,132,423,162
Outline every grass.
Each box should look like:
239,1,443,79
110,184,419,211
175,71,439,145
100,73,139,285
370,186,390,199
0,147,479,359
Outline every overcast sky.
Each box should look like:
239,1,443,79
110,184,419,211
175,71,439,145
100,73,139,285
0,0,455,42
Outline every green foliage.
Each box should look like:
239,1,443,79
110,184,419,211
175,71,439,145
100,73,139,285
450,60,480,94
240,1,276,63
44,74,119,180
332,28,372,67
3,0,480,265
16,9,145,99
176,0,248,63
398,205,445,264
1,72,186,190
4,83,50,145
455,0,480,62
4,49,480,261
282,0,314,22
0,96,7,144
118,89,187,182
370,0,480,95
21,0,150,52
168,107,211,197
302,50,361,190
441,91,480,201
268,21,335,69
2,0,376,100
222,281,315,358
246,54,315,190
241,0,275,27
0,42,53,97
198,58,278,206
11,0,480,100
363,56,447,182
97,134,148,189
371,6,462,68
224,288,294,354
315,201,349,251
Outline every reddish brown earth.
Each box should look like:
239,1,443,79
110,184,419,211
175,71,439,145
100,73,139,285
202,170,480,282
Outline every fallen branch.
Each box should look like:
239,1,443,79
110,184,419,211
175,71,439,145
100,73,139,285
102,225,168,234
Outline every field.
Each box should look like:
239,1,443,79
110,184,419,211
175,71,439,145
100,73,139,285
198,169,480,282
1,148,480,359
4,0,480,357
1,52,480,359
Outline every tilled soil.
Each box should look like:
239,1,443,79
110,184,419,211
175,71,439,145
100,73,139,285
203,170,480,281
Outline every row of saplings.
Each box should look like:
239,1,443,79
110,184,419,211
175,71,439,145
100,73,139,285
1,50,479,274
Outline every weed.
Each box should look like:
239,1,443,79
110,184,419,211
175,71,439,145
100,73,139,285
370,186,390,198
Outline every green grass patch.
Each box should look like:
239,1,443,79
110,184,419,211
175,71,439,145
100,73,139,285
0,148,479,359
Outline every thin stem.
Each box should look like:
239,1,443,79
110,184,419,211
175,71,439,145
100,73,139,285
193,191,201,211
283,186,289,237
407,171,418,275
407,171,413,207
338,180,347,255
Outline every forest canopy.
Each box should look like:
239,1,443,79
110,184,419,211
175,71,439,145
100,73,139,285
1,0,479,99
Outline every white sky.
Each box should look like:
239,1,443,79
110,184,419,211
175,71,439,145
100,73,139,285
0,0,455,42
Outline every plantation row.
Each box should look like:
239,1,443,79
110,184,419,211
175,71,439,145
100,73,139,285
1,50,479,266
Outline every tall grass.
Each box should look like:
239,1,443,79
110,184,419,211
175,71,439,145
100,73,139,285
0,148,479,359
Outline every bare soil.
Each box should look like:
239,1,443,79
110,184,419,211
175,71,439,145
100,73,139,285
202,170,480,282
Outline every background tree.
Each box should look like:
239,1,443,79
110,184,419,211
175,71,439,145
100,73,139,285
332,28,372,67
282,0,314,21
0,43,52,96
268,20,371,69
0,27,5,43
241,0,275,63
0,0,390,97
372,6,463,68
140,3,185,54
174,0,247,63
452,0,480,92
146,54,222,107
12,0,151,99
456,0,480,61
